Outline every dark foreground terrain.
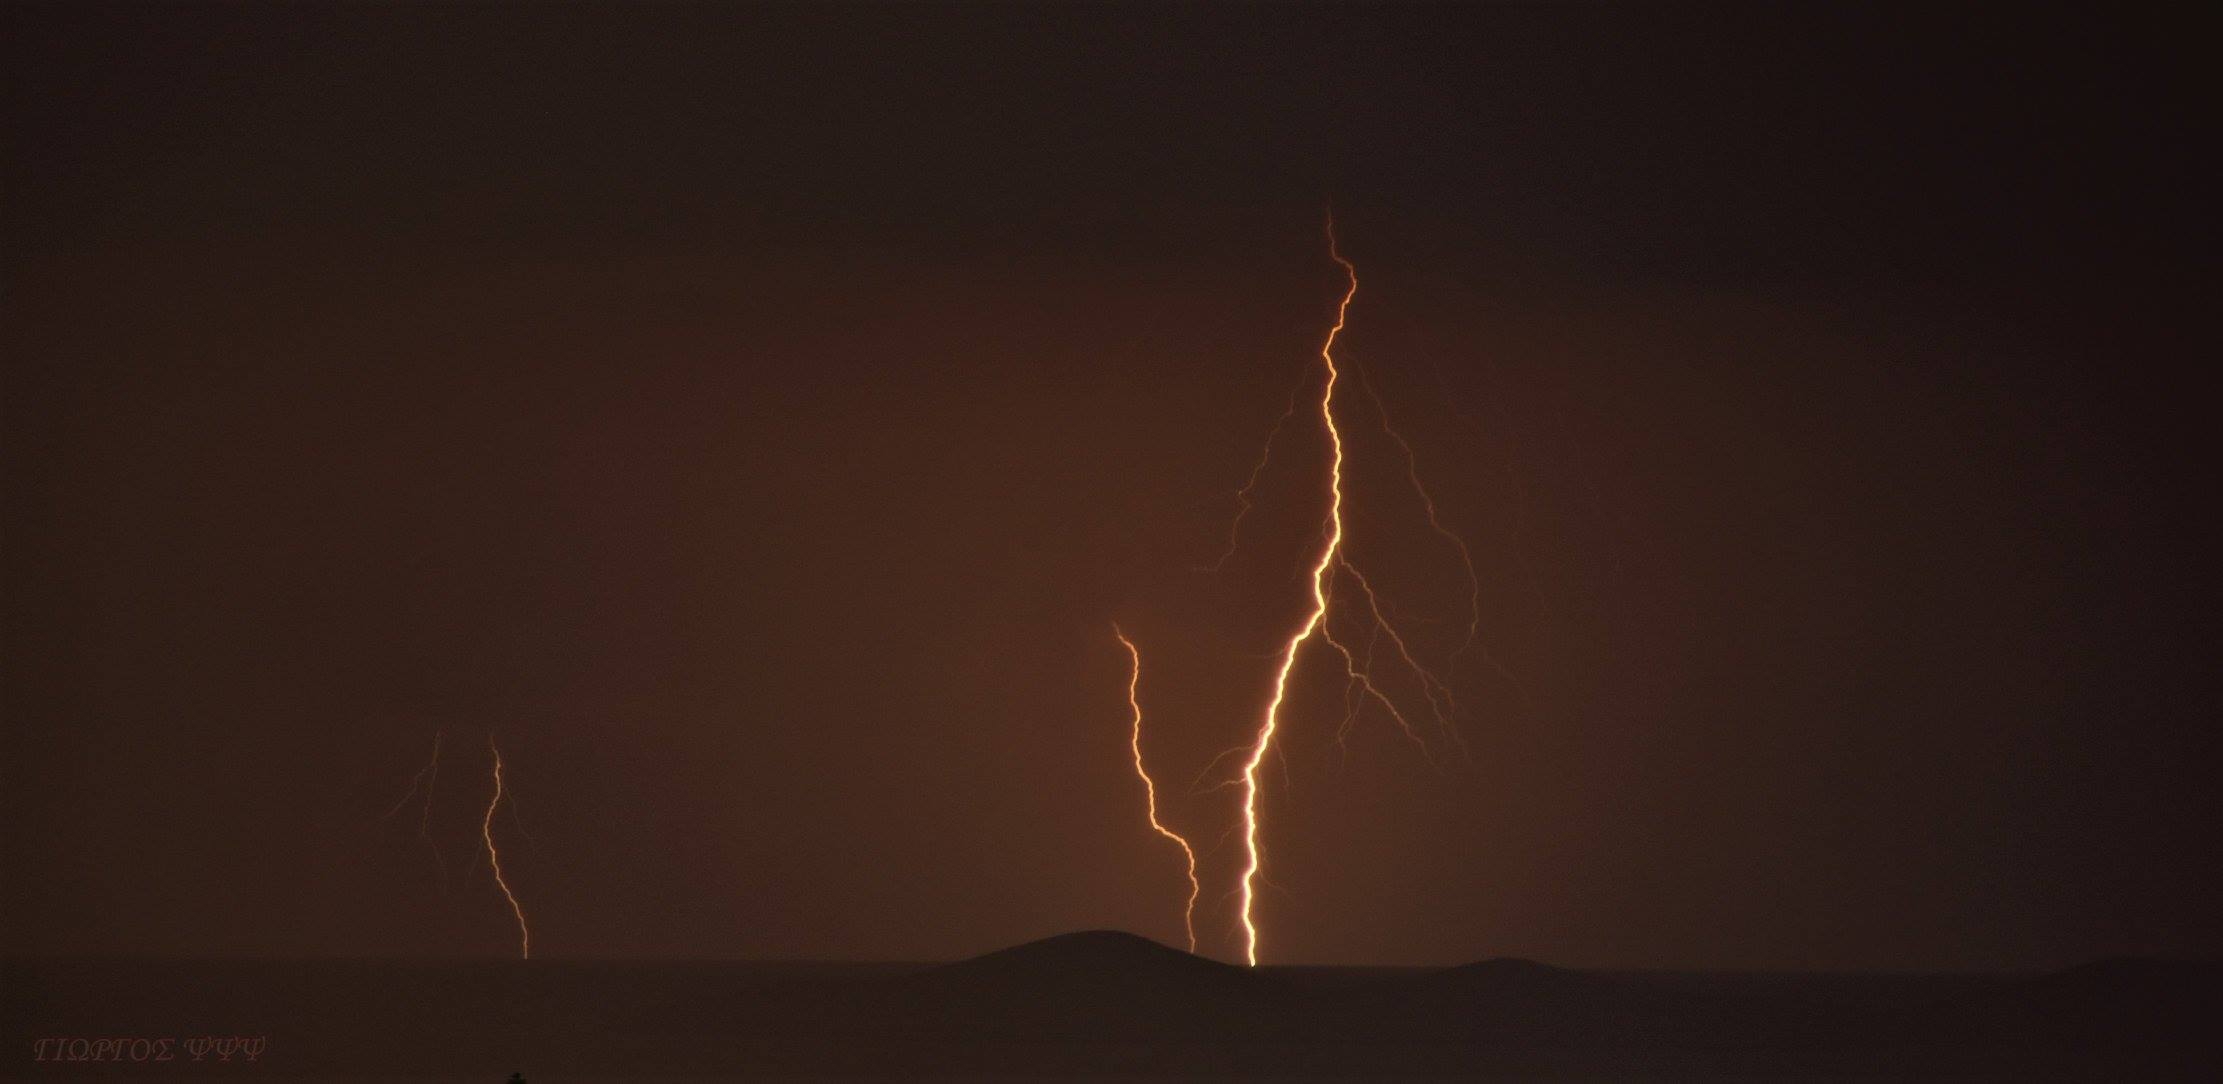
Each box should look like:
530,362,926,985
7,932,2217,1079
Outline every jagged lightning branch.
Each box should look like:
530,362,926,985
1318,601,1427,750
1114,625,1202,953
1353,363,1483,666
1353,362,1532,714
481,736,531,960
1333,557,1466,756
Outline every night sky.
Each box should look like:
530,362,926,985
5,2,2214,969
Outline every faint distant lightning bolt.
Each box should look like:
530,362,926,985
480,737,531,960
1114,625,1202,953
1235,216,1357,968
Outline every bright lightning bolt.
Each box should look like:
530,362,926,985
480,736,531,960
1218,213,1495,965
1235,215,1357,968
1122,212,1496,966
1113,625,1201,954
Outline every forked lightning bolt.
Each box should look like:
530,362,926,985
1233,219,1356,967
1114,625,1202,953
480,737,531,960
1205,214,1484,965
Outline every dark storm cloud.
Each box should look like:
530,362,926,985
10,4,2200,279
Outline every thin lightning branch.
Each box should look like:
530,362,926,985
1336,557,1469,757
481,737,531,960
1352,363,1484,664
1195,347,1333,575
504,785,538,846
1416,318,1559,620
1191,733,1301,797
1314,554,1427,751
1353,363,1535,709
1319,617,1428,749
1332,606,1391,752
420,733,442,837
1236,215,1357,968
382,729,444,827
1189,744,1255,795
1114,625,1202,954
382,730,448,888
1327,601,1373,753
1195,396,1296,573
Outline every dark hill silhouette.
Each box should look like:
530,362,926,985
924,929,1255,993
892,930,1286,1048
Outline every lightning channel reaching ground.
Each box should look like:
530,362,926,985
480,736,531,960
1124,213,1492,964
1234,217,1357,968
1216,214,1497,964
1114,625,1202,953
